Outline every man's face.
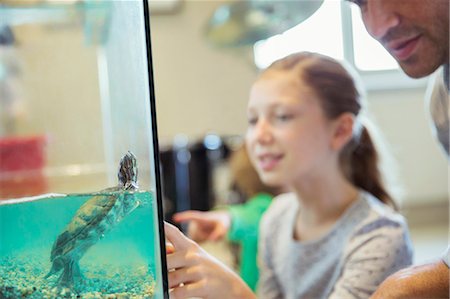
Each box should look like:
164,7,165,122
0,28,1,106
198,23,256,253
348,0,449,78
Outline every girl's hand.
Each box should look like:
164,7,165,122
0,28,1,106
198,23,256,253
164,222,255,299
173,210,231,242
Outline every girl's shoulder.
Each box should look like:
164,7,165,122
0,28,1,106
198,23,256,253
259,192,298,234
262,192,298,220
362,192,407,225
349,191,411,241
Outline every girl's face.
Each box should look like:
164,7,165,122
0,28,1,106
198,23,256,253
246,70,337,187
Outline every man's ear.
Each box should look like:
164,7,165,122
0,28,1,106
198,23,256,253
331,113,355,151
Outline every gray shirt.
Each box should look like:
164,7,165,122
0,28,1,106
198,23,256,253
258,191,413,299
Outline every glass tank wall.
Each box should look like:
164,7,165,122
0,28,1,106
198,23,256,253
0,0,167,298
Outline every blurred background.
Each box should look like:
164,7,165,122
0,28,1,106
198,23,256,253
149,0,448,266
0,0,447,272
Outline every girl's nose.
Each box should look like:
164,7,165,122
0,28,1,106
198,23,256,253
253,119,273,144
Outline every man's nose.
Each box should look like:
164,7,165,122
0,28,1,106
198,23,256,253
363,0,400,41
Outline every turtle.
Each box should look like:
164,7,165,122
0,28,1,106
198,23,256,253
45,151,143,288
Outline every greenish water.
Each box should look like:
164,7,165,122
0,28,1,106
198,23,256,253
0,191,163,299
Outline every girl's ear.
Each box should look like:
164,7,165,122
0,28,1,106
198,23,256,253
331,113,355,151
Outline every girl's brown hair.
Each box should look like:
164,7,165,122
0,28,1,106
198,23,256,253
264,52,397,209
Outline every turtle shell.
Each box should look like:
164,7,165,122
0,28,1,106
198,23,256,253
50,188,120,260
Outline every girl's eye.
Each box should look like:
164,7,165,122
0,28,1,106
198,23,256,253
276,114,293,122
247,116,257,126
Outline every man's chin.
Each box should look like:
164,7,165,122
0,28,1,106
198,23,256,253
399,60,442,78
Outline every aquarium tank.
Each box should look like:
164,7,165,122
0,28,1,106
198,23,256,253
0,0,169,298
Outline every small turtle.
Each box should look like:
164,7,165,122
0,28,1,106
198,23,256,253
45,151,142,287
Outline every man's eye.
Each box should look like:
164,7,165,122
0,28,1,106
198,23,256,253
348,0,367,7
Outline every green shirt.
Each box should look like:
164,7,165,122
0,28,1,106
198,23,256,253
226,193,273,291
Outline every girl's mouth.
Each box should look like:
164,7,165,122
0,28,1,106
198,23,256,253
258,154,283,171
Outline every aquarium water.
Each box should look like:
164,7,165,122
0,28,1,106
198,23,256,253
0,191,161,299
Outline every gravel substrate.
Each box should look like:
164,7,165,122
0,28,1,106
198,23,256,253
0,253,156,299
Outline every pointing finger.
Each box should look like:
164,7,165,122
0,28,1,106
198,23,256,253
173,210,209,223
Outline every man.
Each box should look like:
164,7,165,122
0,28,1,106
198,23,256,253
346,0,449,298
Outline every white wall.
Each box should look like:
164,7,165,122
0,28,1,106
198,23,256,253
150,1,448,206
150,1,256,141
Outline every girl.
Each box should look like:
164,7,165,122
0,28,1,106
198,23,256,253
173,144,284,291
165,52,413,299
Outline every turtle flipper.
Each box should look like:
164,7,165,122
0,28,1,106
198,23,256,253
45,256,65,279
57,260,83,288
72,261,83,281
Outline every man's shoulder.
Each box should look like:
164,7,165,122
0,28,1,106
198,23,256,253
426,65,450,157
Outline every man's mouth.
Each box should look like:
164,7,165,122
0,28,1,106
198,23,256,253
387,35,421,61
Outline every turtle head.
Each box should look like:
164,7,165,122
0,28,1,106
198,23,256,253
118,151,138,190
